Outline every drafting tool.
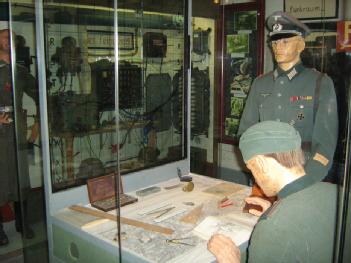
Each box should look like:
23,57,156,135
166,237,194,246
136,186,161,197
146,206,175,218
154,208,187,223
218,196,233,208
70,205,174,235
138,202,171,216
180,204,203,224
164,184,181,190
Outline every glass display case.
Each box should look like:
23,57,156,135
38,0,188,191
4,0,351,262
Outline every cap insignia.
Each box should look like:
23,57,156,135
273,23,283,32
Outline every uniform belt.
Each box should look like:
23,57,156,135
302,141,312,152
0,106,14,113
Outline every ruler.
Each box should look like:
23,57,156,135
70,205,174,235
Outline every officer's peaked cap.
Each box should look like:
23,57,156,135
267,11,310,40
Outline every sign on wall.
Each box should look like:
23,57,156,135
284,0,338,20
337,21,351,52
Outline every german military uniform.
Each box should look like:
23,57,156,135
243,180,337,263
238,121,337,263
238,12,338,181
0,60,38,242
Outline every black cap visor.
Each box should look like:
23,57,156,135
269,33,299,41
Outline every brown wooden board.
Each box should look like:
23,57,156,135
70,205,174,235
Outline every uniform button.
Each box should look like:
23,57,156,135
260,104,263,108
276,118,280,121
280,80,284,85
277,93,282,97
278,105,282,109
299,105,304,109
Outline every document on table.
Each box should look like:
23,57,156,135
192,215,254,246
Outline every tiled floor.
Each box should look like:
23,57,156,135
0,189,48,263
0,220,48,262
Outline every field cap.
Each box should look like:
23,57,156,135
239,121,301,163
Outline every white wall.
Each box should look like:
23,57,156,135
344,0,351,19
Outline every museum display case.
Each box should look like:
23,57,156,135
36,0,188,192
3,0,351,262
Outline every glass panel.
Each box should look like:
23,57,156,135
117,0,187,175
190,0,220,176
42,1,116,191
116,1,187,262
43,1,187,192
3,1,48,261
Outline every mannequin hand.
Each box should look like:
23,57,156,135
208,234,240,263
245,196,272,217
0,113,11,124
28,122,39,143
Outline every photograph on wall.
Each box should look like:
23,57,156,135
229,57,253,96
230,97,245,116
223,56,253,138
227,34,249,54
225,117,240,137
233,11,257,31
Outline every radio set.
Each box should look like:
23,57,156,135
48,91,98,133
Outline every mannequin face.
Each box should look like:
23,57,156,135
271,36,305,70
0,29,10,53
247,156,282,197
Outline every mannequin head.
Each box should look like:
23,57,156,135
266,11,310,71
271,36,305,70
0,29,10,63
239,121,305,196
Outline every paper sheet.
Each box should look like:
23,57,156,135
192,215,252,246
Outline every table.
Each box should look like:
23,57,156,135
51,121,146,179
53,174,257,263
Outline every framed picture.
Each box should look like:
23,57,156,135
233,11,257,31
227,34,249,54
284,0,338,20
87,30,135,51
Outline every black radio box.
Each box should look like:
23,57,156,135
49,91,98,133
143,32,167,58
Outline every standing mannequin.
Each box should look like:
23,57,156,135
0,29,38,245
238,11,338,183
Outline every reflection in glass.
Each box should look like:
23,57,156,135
42,1,187,192
5,1,48,261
